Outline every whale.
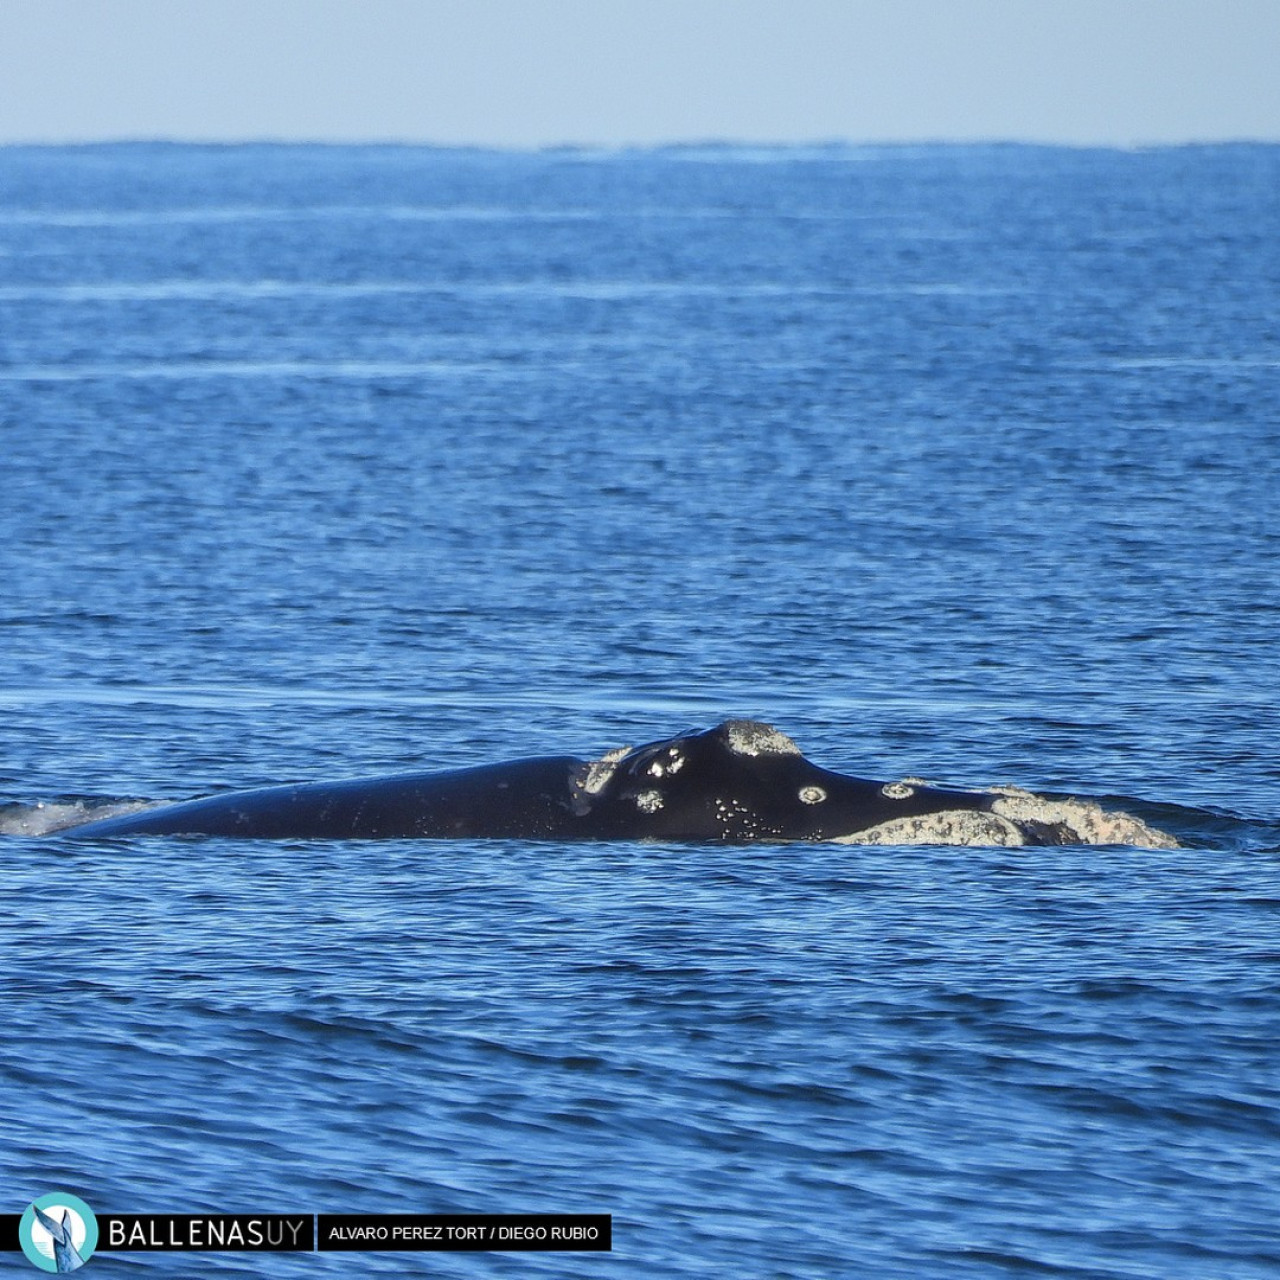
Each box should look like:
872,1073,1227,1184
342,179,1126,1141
57,720,1178,847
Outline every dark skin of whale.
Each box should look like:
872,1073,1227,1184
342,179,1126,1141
62,720,1034,843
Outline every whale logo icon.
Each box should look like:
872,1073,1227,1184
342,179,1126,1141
19,1194,98,1273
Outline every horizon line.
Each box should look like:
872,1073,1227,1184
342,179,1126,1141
3,135,1279,152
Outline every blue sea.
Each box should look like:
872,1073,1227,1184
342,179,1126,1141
2,143,1279,1277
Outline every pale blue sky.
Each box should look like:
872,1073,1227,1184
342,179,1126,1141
1,0,1277,147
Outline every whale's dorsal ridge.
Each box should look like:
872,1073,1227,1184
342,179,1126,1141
715,720,802,758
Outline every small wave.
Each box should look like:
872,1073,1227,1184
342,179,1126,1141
0,798,153,837
0,358,528,382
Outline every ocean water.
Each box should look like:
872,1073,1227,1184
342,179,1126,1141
2,142,1279,1277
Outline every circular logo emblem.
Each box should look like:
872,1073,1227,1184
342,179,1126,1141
19,1194,98,1272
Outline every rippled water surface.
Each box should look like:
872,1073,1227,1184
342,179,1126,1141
2,143,1279,1277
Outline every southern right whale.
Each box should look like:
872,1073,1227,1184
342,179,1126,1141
56,720,1178,847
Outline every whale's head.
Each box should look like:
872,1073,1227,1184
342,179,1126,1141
574,720,1178,848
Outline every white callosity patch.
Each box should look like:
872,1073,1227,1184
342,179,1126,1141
568,746,631,815
880,781,916,800
988,789,1180,849
576,745,629,791
840,810,1029,846
798,785,826,805
831,789,1179,848
721,721,801,758
634,789,664,814
646,747,685,779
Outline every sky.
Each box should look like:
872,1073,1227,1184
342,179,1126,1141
1,0,1277,148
